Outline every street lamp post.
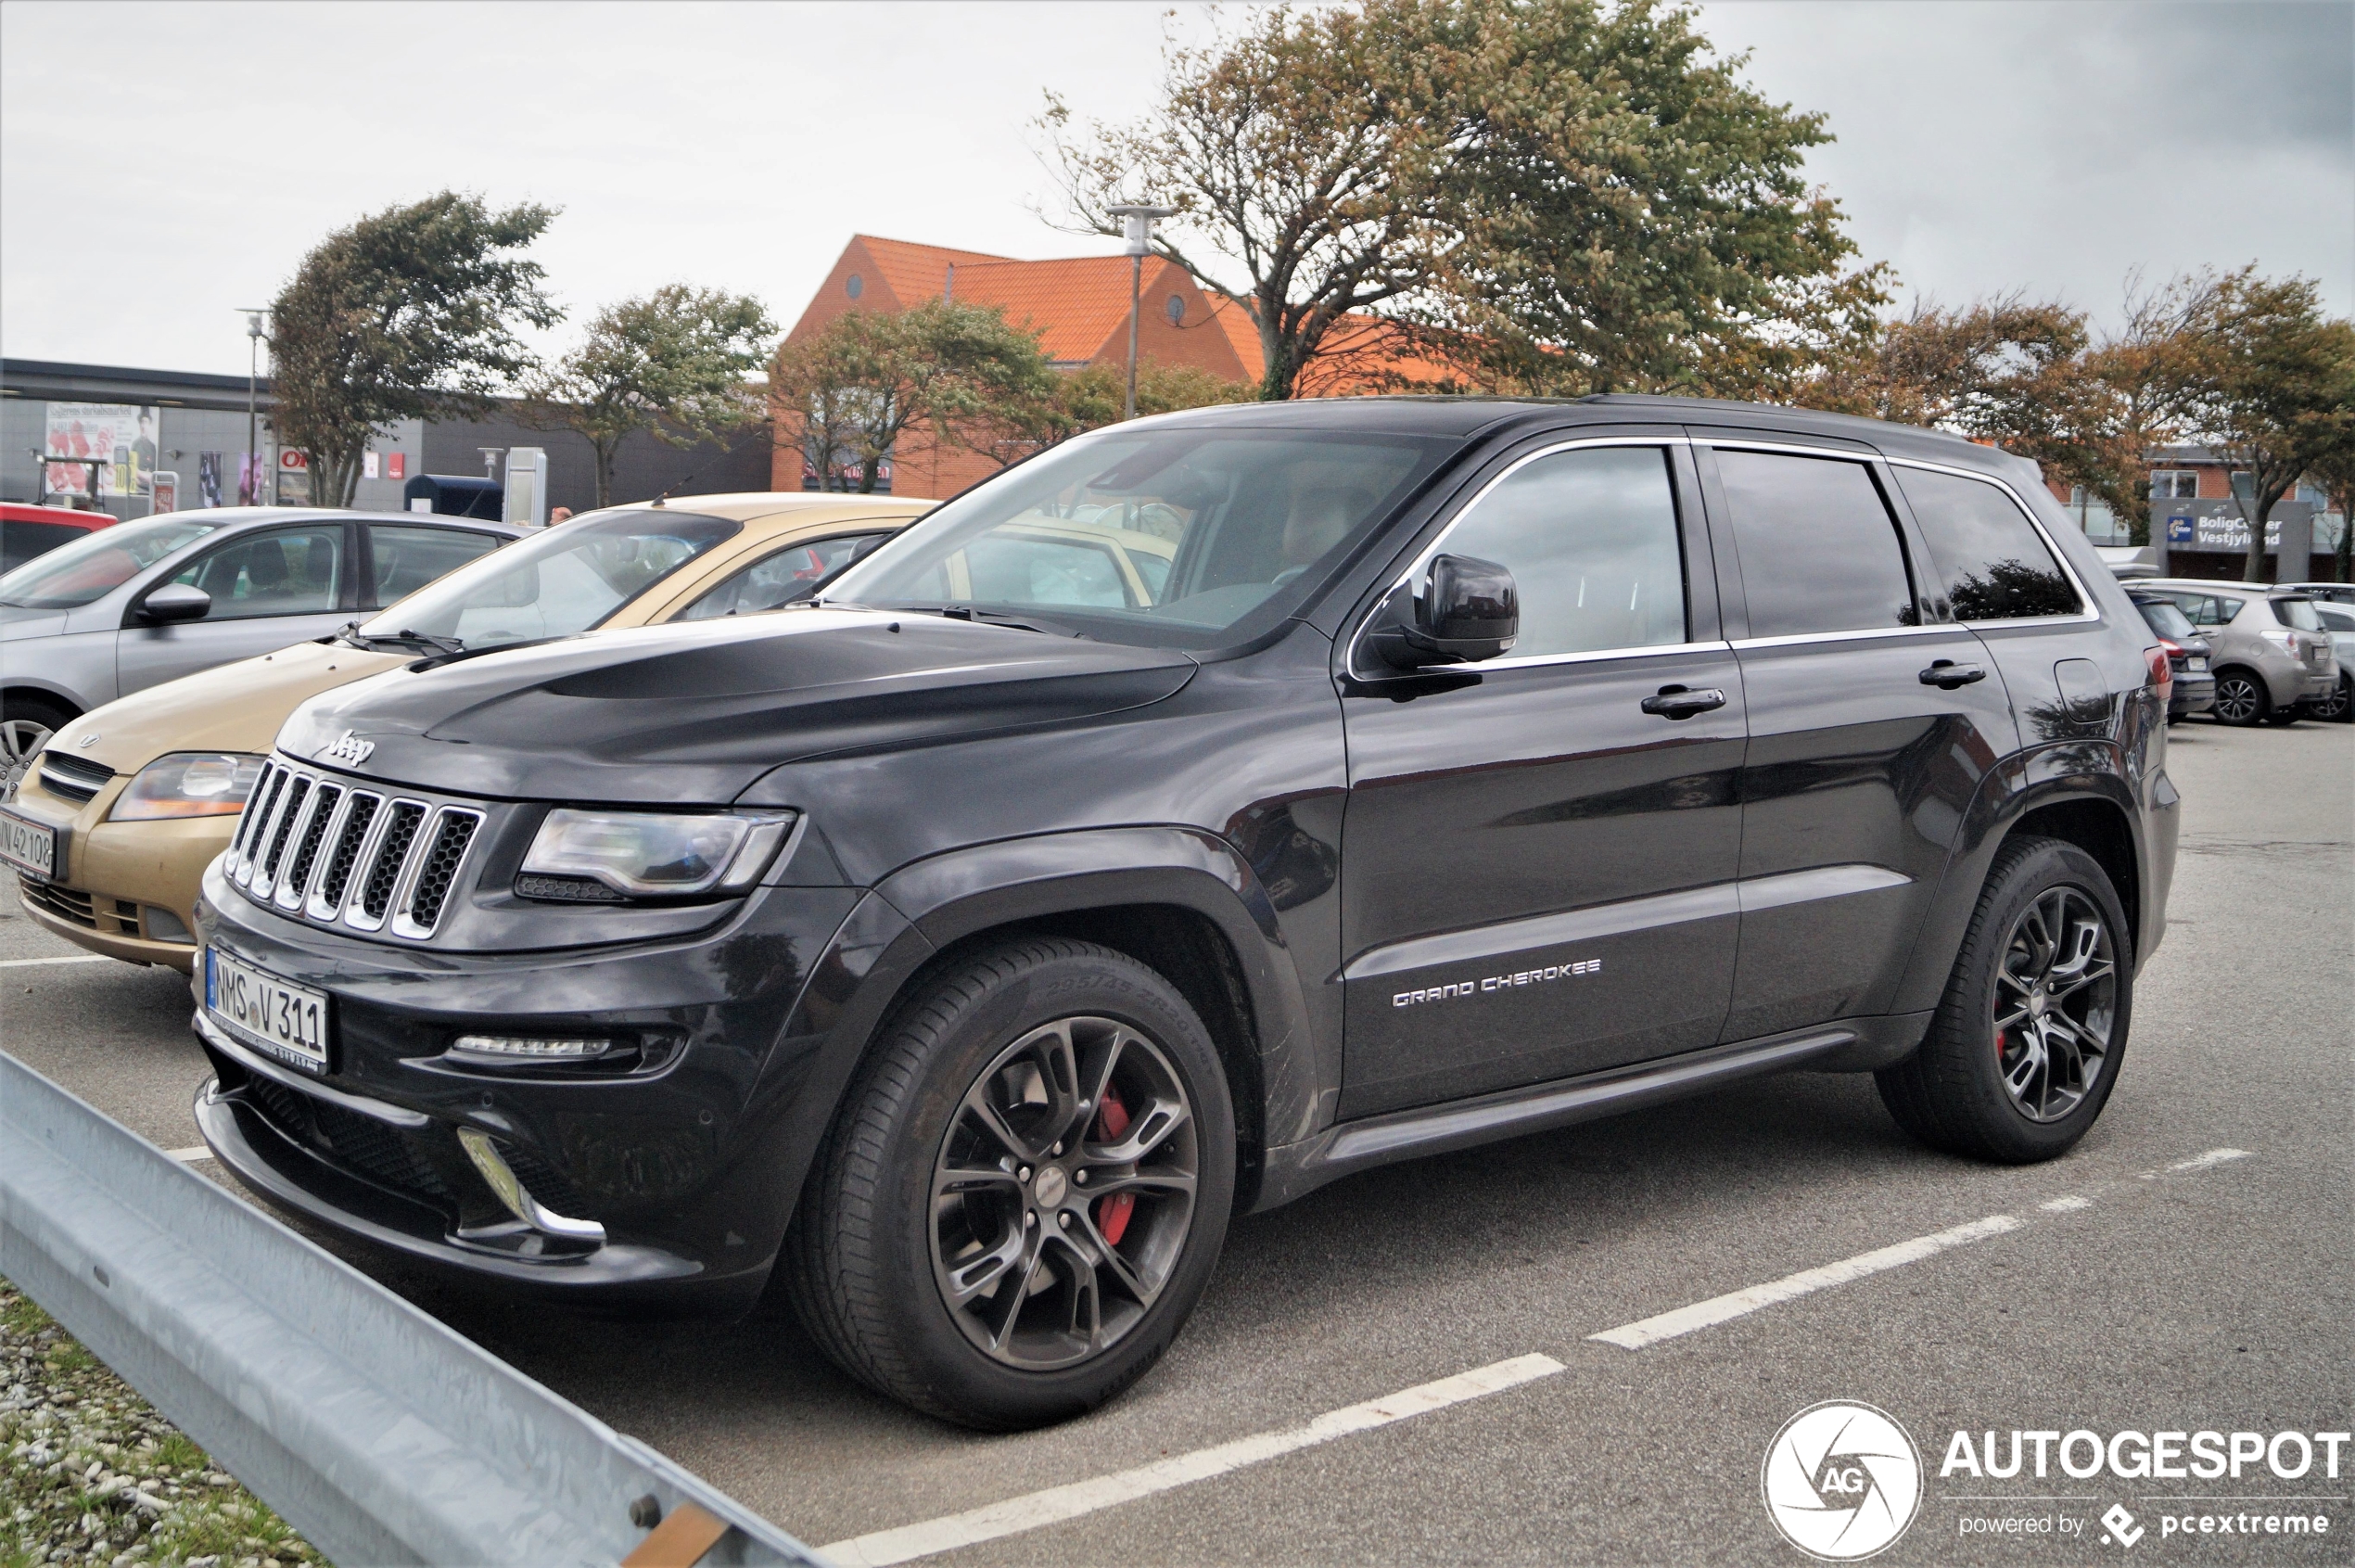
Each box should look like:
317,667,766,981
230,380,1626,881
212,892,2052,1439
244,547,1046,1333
236,309,268,504
1107,204,1177,421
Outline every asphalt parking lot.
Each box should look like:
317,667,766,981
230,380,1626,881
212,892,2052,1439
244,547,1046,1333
6,716,2349,1565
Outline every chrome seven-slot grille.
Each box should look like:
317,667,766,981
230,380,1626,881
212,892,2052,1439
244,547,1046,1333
226,758,482,939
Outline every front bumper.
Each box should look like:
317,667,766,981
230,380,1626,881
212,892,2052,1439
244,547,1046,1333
191,856,867,1311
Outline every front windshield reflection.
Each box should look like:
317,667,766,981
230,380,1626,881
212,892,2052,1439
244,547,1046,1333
360,509,740,650
825,428,1455,649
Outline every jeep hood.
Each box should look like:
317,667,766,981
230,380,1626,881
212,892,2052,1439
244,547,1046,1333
276,608,1198,802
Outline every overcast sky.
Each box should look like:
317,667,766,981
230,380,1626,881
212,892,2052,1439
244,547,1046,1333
2,1,2348,377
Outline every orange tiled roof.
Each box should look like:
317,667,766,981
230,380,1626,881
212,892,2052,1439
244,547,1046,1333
854,236,1016,306
950,256,1140,363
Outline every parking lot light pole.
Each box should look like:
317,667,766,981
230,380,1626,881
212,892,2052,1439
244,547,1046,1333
236,309,268,504
1108,204,1177,421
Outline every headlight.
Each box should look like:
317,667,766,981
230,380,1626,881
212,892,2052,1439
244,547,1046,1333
110,753,265,821
518,809,794,899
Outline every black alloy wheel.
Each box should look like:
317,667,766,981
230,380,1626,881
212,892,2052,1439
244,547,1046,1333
2210,669,2267,726
932,1015,1200,1371
1877,835,2132,1163
1990,887,2118,1123
786,937,1235,1430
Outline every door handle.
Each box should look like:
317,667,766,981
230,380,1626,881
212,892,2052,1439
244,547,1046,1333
1640,684,1727,719
1919,659,1986,689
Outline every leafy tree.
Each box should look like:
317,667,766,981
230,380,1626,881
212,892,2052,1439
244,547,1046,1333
1043,0,1878,402
1419,0,1889,397
1043,4,1455,402
2181,268,2355,580
770,300,1055,492
519,286,775,507
957,359,1257,468
269,192,558,507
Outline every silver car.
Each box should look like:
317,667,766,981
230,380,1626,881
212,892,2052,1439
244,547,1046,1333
0,507,516,795
2306,601,2355,721
2139,579,2340,726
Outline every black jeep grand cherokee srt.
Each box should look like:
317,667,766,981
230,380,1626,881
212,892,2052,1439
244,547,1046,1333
193,396,2179,1428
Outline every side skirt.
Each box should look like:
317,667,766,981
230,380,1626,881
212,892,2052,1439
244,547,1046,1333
1248,1012,1930,1212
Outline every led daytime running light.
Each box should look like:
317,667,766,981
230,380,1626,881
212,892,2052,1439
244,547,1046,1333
450,1034,608,1061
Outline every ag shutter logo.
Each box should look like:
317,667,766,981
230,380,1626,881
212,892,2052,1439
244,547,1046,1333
1763,1401,1924,1561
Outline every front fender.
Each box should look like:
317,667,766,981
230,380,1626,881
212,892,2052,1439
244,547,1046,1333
737,825,1328,1250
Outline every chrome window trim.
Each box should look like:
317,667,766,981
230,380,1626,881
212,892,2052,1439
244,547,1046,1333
1344,434,1698,675
1467,638,1736,674
1875,453,2103,629
390,806,485,940
1731,623,1961,652
307,790,382,922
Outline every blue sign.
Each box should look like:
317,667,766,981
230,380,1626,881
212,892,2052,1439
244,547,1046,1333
2167,514,2195,544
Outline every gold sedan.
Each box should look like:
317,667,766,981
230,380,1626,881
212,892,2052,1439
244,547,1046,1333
7,493,926,970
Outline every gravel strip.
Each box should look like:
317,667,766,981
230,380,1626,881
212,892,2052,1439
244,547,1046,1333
1,1279,328,1568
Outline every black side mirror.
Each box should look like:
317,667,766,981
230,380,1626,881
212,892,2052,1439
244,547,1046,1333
1371,553,1518,669
138,583,211,623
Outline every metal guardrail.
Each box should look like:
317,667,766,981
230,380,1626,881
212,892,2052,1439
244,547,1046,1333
0,1050,829,1568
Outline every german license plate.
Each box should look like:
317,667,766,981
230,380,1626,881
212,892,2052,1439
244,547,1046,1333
0,808,57,880
2186,657,2209,672
206,948,329,1074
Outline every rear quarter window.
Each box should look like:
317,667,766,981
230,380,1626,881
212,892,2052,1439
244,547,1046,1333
1890,466,2081,620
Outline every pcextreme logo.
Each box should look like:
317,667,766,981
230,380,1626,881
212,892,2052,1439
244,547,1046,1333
1763,1401,1925,1561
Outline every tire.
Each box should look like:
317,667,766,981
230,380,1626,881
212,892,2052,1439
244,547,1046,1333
0,694,72,803
785,937,1236,1430
1877,836,2132,1163
2209,669,2268,727
2308,674,2352,723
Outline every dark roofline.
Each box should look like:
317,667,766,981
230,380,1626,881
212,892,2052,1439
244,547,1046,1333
1,358,274,394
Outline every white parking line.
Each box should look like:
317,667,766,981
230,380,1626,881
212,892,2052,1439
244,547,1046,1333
163,1146,211,1164
0,954,114,969
2169,1147,2253,1173
1587,1215,2024,1350
816,1353,1566,1567
2040,1195,2092,1213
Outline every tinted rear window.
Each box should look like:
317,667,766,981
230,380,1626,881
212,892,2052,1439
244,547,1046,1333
1892,466,2081,620
2133,599,2196,640
1712,451,1916,637
2271,596,2323,631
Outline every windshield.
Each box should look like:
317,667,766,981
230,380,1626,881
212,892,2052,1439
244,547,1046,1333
2271,596,2323,631
2133,599,2196,640
358,508,739,650
825,427,1458,648
0,513,220,608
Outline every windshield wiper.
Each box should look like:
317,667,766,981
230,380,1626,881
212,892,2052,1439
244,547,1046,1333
884,604,1089,639
333,622,465,657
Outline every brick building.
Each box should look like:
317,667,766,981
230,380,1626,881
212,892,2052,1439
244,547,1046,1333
770,235,1458,500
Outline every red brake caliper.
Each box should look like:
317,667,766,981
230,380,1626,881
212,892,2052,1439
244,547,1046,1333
1092,1090,1136,1246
